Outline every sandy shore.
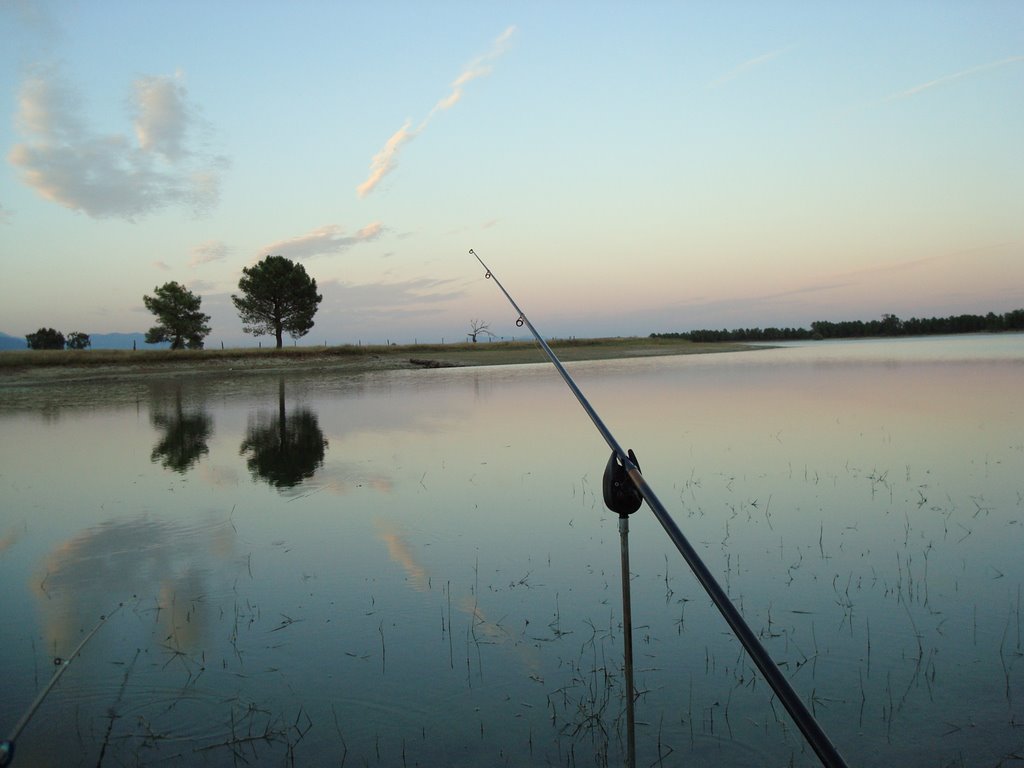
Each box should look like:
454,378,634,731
0,337,756,390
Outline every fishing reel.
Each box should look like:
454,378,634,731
603,449,643,517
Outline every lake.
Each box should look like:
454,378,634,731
1,334,1022,767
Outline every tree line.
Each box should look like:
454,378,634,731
651,309,1024,343
25,328,92,350
26,255,321,351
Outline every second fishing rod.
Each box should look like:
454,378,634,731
471,249,850,768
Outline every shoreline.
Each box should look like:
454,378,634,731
0,337,757,388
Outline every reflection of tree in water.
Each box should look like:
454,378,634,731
240,378,328,488
150,386,213,472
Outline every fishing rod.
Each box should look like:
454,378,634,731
471,250,850,768
0,605,122,767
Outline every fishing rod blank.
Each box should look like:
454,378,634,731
0,605,122,767
471,249,850,768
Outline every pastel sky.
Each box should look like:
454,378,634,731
1,1,1022,346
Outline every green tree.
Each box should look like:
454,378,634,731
65,331,91,349
143,282,211,349
232,255,323,348
1005,309,1024,330
26,327,65,349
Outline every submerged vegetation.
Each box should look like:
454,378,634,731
653,308,1024,342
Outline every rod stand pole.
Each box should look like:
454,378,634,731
619,514,637,768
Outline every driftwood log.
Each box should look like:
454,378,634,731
408,358,461,369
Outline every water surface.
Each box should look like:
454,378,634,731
1,335,1022,766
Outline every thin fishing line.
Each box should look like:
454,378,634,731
471,249,850,768
1,604,123,767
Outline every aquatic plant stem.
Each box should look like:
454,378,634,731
472,250,849,768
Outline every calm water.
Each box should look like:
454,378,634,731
1,335,1022,767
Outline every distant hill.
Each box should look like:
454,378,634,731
0,331,169,350
87,332,170,350
0,332,26,350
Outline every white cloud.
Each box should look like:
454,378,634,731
259,222,383,260
189,239,229,267
7,68,226,219
133,74,190,160
153,260,171,271
707,47,791,89
427,25,516,118
356,26,516,198
356,122,415,199
884,56,1024,102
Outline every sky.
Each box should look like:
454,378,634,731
1,1,1022,347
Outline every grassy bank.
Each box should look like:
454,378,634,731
0,336,756,384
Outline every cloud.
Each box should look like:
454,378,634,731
0,202,10,224
153,260,171,271
189,239,229,267
322,277,465,312
133,74,190,160
428,25,516,118
0,0,61,39
708,47,791,88
259,222,383,260
187,278,218,293
355,122,415,199
259,277,470,344
356,26,516,198
8,68,226,219
884,56,1024,102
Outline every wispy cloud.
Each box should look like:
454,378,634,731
259,222,383,260
884,55,1024,102
708,47,791,89
7,67,227,219
187,278,218,293
356,122,416,199
303,277,467,340
189,239,229,268
321,277,465,311
356,26,516,198
153,260,171,271
133,74,190,160
0,202,11,224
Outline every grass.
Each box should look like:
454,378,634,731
0,337,757,380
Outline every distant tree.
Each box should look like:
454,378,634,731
1005,309,1024,330
654,307,1024,341
879,313,903,336
26,327,65,350
65,331,91,350
143,282,211,349
232,255,323,349
467,319,494,343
